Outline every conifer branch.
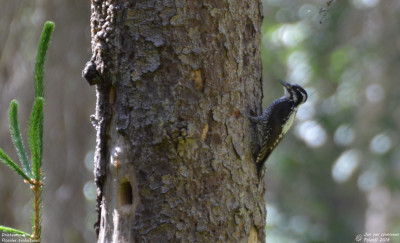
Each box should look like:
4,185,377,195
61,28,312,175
9,100,32,176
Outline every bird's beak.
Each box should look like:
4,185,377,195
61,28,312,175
279,79,292,90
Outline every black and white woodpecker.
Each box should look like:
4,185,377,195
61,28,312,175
250,80,308,178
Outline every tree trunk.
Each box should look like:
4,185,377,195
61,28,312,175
83,0,265,242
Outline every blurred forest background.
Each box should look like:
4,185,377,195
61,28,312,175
0,0,399,242
261,0,400,242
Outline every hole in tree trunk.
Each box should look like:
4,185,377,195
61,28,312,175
118,179,132,207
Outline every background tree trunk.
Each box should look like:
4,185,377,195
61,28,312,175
84,0,265,242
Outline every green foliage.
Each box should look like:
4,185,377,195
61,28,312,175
0,225,30,236
0,21,54,241
34,21,54,99
9,100,32,177
29,97,44,180
0,148,30,182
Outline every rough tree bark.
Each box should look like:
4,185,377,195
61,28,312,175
83,0,265,242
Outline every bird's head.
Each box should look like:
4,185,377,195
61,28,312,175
279,79,308,106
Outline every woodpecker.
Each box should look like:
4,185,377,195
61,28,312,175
250,80,308,178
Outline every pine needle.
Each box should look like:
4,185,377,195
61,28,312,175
9,100,32,176
34,21,55,98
